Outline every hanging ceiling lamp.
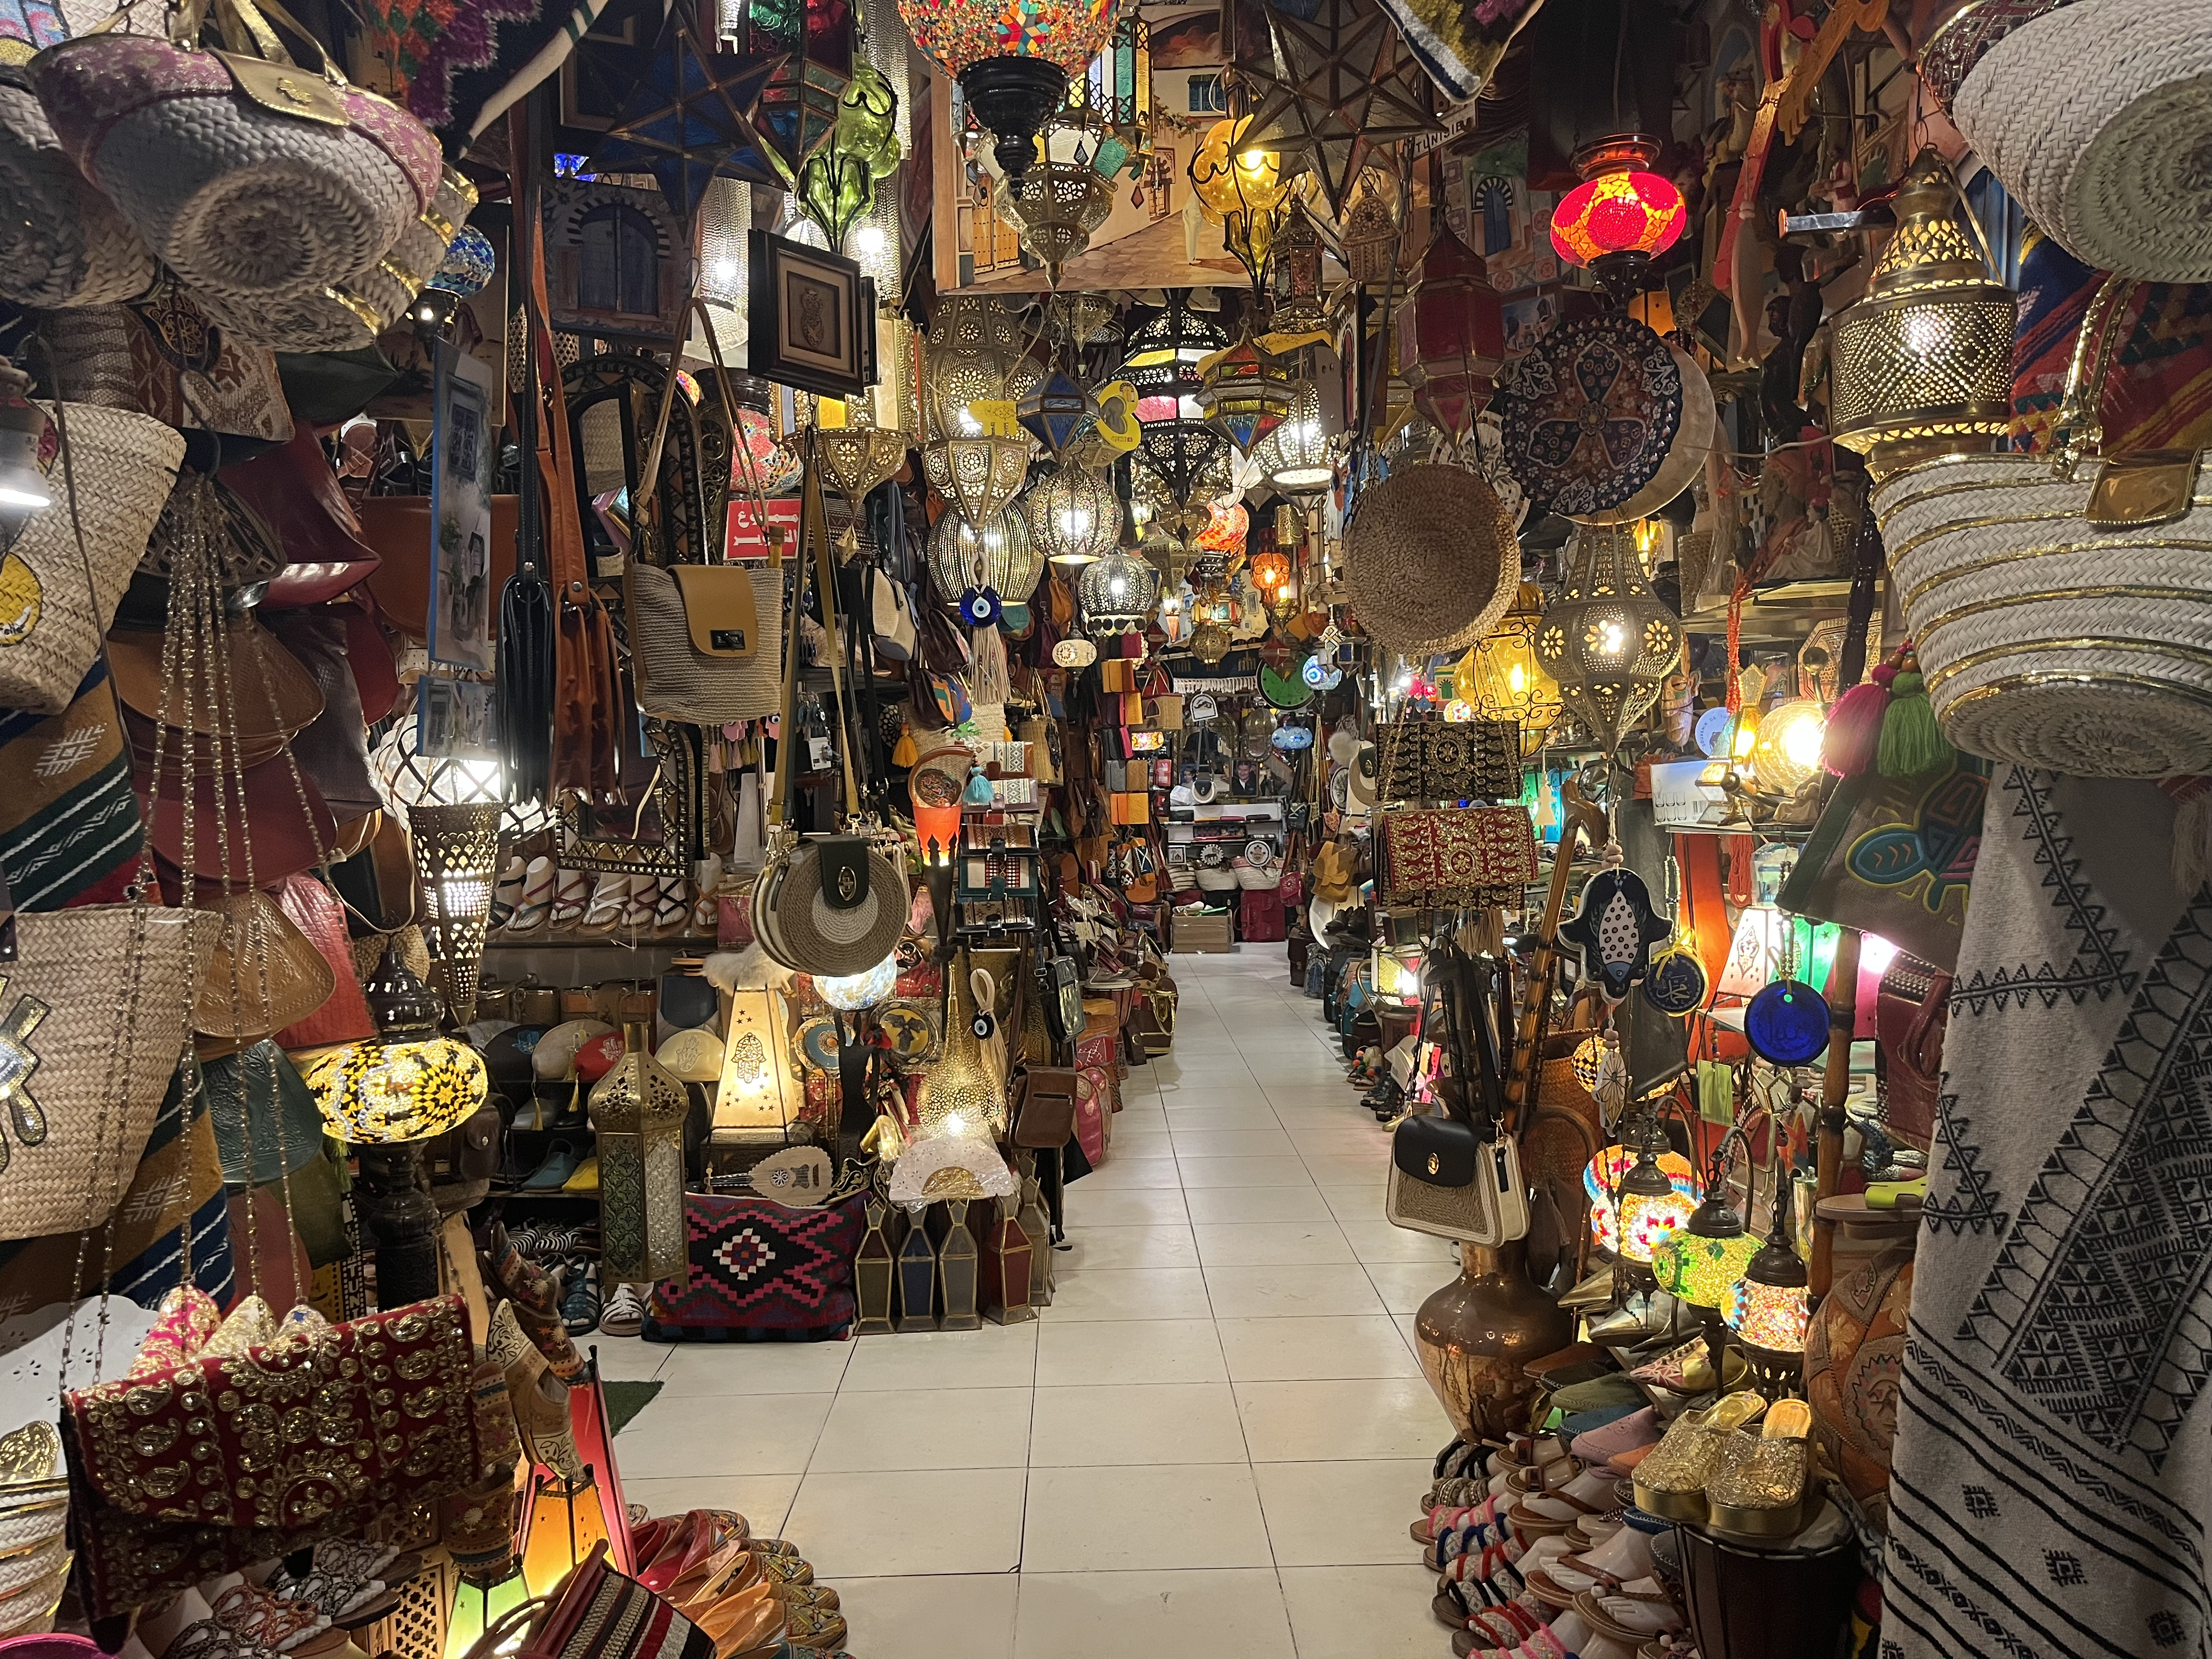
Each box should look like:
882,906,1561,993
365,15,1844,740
1830,147,2016,478
1188,115,1290,288
1548,135,1687,301
1536,524,1684,755
1015,363,1099,457
1258,379,1334,498
1341,180,1397,286
815,308,917,500
1079,547,1161,634
1025,464,1121,565
1194,496,1249,558
796,64,902,249
1198,333,1293,455
1086,5,1153,174
1124,294,1230,507
1268,198,1327,335
1458,583,1561,752
1650,1153,1761,1312
898,0,1115,179
923,431,1034,527
928,503,1042,616
1402,218,1504,441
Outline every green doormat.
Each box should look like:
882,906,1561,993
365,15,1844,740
604,1380,664,1434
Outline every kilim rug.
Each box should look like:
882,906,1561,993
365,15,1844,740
1883,769,2212,1657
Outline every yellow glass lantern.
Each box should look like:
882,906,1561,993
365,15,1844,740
1649,1156,1761,1311
1189,116,1285,217
1459,583,1561,753
1750,698,1827,795
589,1001,689,1285
306,1039,488,1144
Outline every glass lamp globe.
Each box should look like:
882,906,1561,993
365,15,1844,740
1650,1186,1760,1311
1079,549,1160,633
1750,697,1829,795
1616,1149,1697,1265
1728,1185,1812,1396
1583,1146,1697,1255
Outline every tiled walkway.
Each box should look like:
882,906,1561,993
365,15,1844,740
604,947,1460,1658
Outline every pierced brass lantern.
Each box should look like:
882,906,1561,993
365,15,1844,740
1830,148,2017,477
1536,526,1683,756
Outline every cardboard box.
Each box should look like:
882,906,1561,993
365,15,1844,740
1175,911,1235,953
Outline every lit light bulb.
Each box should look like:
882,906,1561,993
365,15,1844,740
1600,620,1626,656
1109,576,1127,597
855,224,888,257
1508,664,1527,693
712,257,738,286
1860,933,1899,976
1733,716,1757,759
943,1113,968,1137
1903,311,1944,357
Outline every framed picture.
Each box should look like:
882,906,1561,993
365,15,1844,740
748,230,876,399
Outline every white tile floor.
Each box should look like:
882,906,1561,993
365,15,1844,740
606,949,1462,1657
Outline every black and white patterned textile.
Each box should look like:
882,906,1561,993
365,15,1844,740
1885,769,2212,1658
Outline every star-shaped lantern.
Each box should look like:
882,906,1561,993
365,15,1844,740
582,0,788,220
1240,0,1440,216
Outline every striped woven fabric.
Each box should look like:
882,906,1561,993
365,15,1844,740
0,658,142,912
2010,227,2212,455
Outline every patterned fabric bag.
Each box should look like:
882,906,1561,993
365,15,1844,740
0,658,144,912
1378,806,1538,909
642,1191,862,1341
62,1294,486,1618
1378,716,1521,803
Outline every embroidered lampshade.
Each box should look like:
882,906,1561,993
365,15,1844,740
1027,464,1120,564
1403,219,1504,440
899,0,1115,179
1198,334,1293,455
1079,548,1160,632
1535,524,1683,755
1548,136,1686,297
1458,583,1560,752
1830,148,2014,476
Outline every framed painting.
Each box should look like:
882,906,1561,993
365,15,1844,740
748,229,876,399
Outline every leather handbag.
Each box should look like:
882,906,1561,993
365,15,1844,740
1011,1065,1081,1149
1384,944,1528,1245
62,1294,488,1619
1876,952,1950,1155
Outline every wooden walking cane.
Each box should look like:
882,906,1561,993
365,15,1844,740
1503,780,1610,1133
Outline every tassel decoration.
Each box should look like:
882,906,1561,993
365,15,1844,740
969,623,1011,707
1822,665,1892,777
1876,648,1955,778
2158,776,2212,894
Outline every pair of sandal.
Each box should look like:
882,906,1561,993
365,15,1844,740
634,1511,844,1655
1630,1393,1815,1536
497,860,703,940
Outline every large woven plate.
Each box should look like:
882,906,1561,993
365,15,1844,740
1495,313,1684,518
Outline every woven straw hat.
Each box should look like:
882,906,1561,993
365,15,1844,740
1342,464,1515,653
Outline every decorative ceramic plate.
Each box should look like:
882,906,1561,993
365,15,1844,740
1494,312,1685,518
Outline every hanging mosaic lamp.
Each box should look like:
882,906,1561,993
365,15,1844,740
1535,525,1683,756
1403,218,1504,441
1650,1156,1761,1311
1728,1179,1810,1395
1458,583,1561,752
1026,465,1121,565
1548,135,1687,300
1830,148,2016,477
897,0,1116,179
1194,497,1249,558
1198,333,1293,456
1583,1145,1699,1255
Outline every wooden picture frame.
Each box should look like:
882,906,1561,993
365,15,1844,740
747,230,877,399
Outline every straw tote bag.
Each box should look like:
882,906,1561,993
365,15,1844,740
0,404,185,715
0,66,154,310
1924,0,2212,283
0,905,218,1242
1872,273,2212,776
31,2,443,313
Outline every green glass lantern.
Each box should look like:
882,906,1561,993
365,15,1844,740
797,64,902,250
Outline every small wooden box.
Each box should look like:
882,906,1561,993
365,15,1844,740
1175,912,1235,953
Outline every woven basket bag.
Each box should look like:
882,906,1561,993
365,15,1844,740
194,166,476,353
0,905,218,1242
31,29,442,310
1342,462,1516,653
1933,0,2212,281
1872,274,2212,776
0,68,154,310
0,405,185,716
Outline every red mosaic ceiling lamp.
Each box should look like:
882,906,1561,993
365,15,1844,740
1549,135,1686,300
1401,218,1504,441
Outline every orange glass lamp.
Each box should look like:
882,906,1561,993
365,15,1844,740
1727,1175,1810,1397
1195,496,1249,557
1249,543,1291,594
1549,136,1686,301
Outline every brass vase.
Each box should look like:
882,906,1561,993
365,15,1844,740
1415,1240,1576,1443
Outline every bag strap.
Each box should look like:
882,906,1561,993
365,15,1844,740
2051,272,2138,475
527,207,593,608
768,456,864,828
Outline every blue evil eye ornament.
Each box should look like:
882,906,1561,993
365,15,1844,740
428,228,497,297
1271,724,1314,751
1559,868,1673,1001
1640,943,1709,1015
958,586,1002,628
1302,654,1343,690
1745,978,1830,1065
